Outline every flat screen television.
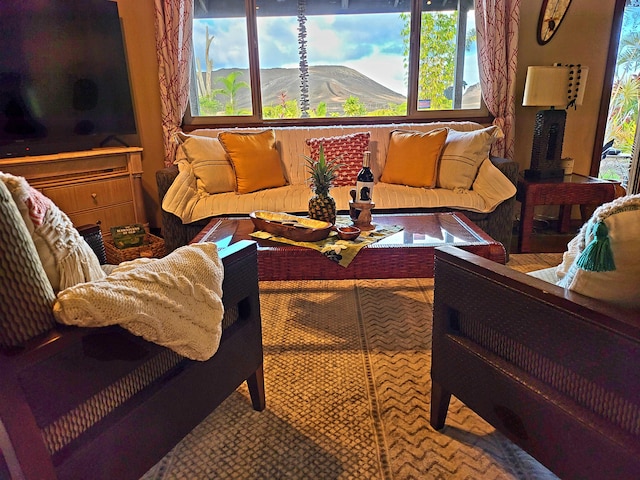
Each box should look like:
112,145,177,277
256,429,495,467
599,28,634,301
0,0,137,158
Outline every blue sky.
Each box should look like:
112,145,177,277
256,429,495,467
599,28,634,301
193,11,479,96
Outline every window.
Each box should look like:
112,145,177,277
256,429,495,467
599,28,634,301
598,0,639,191
187,0,484,126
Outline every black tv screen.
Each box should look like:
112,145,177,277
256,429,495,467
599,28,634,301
0,0,137,157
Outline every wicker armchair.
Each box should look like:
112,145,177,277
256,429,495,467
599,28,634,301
0,179,265,480
430,246,640,480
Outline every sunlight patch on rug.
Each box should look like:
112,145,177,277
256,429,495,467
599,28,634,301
143,258,559,479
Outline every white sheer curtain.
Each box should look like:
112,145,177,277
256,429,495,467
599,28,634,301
474,0,520,160
154,0,193,167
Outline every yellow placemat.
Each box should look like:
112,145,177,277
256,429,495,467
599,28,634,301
250,217,403,268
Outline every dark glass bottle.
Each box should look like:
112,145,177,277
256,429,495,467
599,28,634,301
356,151,374,203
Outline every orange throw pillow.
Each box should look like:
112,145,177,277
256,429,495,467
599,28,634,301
218,129,287,194
380,129,448,188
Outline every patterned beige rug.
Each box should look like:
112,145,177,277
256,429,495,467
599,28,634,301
142,254,563,480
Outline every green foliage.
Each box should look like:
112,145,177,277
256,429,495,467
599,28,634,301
197,96,223,116
343,96,367,117
206,71,250,116
264,98,301,119
417,12,457,110
605,75,639,154
605,8,640,155
368,102,407,116
315,102,327,117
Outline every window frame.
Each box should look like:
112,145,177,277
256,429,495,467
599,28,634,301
184,0,491,129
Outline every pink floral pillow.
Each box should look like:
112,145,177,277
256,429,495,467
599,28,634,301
305,132,371,187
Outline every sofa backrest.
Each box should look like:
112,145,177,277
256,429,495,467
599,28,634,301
188,121,486,186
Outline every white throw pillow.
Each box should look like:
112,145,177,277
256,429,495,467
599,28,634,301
0,173,106,292
175,132,237,194
438,126,504,190
556,194,640,309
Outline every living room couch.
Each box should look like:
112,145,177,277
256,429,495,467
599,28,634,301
157,122,519,254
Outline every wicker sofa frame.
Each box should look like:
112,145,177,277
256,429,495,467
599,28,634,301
430,246,640,479
0,221,265,479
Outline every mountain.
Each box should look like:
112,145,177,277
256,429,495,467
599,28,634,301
208,65,407,113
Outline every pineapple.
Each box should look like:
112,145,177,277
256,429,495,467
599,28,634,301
303,143,343,224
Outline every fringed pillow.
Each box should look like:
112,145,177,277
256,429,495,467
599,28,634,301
556,193,640,309
0,173,105,292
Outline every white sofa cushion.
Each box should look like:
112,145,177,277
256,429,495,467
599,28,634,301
163,159,514,224
438,125,504,190
175,132,236,194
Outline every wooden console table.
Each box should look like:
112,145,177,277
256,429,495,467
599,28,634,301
516,173,618,253
0,147,146,236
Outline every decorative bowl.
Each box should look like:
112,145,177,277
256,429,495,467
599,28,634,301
336,225,361,241
250,211,332,242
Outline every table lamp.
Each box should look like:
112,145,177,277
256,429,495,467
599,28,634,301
522,65,588,180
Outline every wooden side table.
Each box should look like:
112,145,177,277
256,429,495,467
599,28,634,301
516,174,618,253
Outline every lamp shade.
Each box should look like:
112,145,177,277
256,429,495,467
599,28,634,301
522,66,569,107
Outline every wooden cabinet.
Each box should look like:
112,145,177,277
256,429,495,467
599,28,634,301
0,147,146,236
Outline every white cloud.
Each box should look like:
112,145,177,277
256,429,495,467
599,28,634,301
346,53,407,95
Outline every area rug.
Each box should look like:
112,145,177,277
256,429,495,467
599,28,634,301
142,254,563,480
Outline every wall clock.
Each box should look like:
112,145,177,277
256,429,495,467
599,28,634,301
537,0,573,45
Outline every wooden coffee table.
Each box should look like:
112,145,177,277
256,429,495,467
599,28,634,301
192,212,506,280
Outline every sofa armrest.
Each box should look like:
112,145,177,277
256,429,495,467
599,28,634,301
156,166,211,253
489,156,518,185
486,156,518,259
431,246,640,479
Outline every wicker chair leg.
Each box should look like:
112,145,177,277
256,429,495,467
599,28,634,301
430,381,451,430
246,364,266,411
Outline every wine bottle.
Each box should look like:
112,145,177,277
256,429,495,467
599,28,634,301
356,151,374,203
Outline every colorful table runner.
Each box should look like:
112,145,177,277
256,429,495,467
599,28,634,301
250,216,403,268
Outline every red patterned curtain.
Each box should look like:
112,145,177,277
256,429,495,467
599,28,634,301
475,0,520,160
154,0,193,167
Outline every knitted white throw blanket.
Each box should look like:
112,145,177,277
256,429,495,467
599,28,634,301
54,243,225,361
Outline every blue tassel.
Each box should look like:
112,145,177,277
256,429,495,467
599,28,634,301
576,221,616,272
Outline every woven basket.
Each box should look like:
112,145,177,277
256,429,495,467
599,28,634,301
105,233,165,264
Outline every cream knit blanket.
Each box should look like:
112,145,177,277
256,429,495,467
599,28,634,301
53,243,225,361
